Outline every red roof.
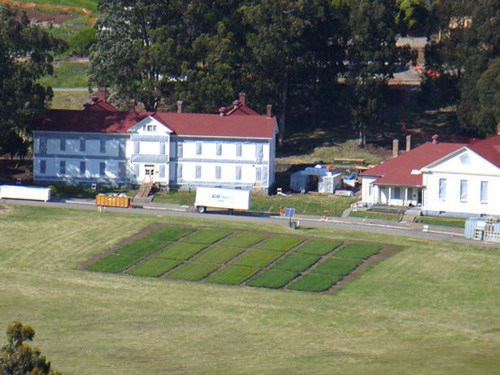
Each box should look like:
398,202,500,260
466,134,500,168
34,105,276,139
361,142,465,187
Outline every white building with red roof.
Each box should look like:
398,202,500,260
361,132,500,217
33,91,277,191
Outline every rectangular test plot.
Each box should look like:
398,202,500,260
88,254,140,273
233,250,283,268
294,239,343,256
247,270,299,289
312,258,362,276
334,243,382,259
127,258,182,277
271,253,321,272
287,274,343,292
157,242,207,260
207,266,259,285
167,262,221,281
218,233,268,248
256,236,304,251
183,229,232,244
193,246,245,264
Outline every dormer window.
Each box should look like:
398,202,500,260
146,125,157,132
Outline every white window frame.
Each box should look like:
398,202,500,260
480,181,488,204
460,179,468,203
439,178,447,201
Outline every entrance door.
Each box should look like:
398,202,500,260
144,165,155,182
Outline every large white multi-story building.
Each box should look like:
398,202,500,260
33,92,277,191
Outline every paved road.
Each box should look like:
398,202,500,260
3,198,497,248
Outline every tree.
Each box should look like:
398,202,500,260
346,0,403,146
395,0,430,35
0,5,65,144
0,321,61,375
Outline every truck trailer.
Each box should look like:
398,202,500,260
0,185,51,202
194,187,251,213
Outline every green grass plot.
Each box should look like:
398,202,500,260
287,274,343,292
271,253,321,272
156,242,207,260
312,258,363,276
88,254,140,273
149,226,194,242
233,250,284,268
256,236,304,251
218,232,268,248
184,229,232,244
294,239,343,256
192,246,245,264
167,262,221,281
127,258,182,277
207,266,259,285
334,243,382,259
247,270,300,289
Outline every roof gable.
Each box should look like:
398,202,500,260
129,116,173,134
422,146,500,175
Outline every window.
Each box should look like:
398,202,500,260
256,167,261,181
256,144,263,161
80,161,86,175
216,143,222,156
118,162,126,179
60,139,66,151
460,179,468,202
177,164,183,179
99,162,106,177
480,181,488,203
393,187,401,199
177,143,183,158
439,178,447,201
39,138,47,155
100,139,106,153
235,166,242,181
195,165,201,179
60,161,66,175
134,142,139,154
146,124,156,132
236,143,242,157
196,142,202,156
215,166,221,180
160,142,166,155
368,184,373,196
40,160,46,174
406,188,412,201
80,138,86,152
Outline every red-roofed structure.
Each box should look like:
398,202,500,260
33,94,277,191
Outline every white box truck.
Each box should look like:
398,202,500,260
194,187,250,213
0,185,51,202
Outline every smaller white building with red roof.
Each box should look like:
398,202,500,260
32,91,277,191
361,132,500,217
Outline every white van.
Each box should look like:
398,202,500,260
194,187,250,213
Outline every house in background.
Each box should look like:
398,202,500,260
361,131,500,218
32,91,277,192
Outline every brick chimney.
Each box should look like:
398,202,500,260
177,100,183,113
392,139,399,158
97,87,106,101
432,134,439,144
219,107,226,117
239,92,246,106
129,100,135,112
266,104,272,117
406,135,412,152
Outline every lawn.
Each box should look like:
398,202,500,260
414,216,466,228
0,205,498,374
38,62,88,88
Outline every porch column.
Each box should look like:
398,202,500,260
388,187,392,206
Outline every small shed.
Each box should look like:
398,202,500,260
290,166,341,193
465,217,500,242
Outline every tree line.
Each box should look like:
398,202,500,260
0,0,498,157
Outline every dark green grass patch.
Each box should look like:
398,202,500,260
246,270,300,289
312,258,363,276
156,242,207,260
287,274,343,292
256,236,304,251
193,246,245,264
149,226,194,242
88,254,140,273
271,253,321,272
233,250,284,268
207,266,259,285
184,229,232,244
127,258,182,277
167,263,221,281
334,243,382,259
218,233,268,248
414,216,465,228
294,239,343,256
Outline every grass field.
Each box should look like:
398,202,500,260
0,204,498,374
39,62,88,88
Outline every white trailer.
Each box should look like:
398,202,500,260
0,185,51,202
194,187,250,213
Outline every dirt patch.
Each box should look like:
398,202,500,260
78,223,168,271
0,0,95,24
22,7,78,25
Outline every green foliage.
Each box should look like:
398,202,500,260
334,243,382,259
294,239,343,256
233,250,283,268
167,262,221,281
255,236,304,251
217,233,267,248
271,253,321,272
312,258,363,276
350,210,402,221
0,321,61,375
156,242,207,260
193,246,245,264
287,274,342,292
183,229,231,244
396,0,430,33
38,62,88,88
207,266,258,285
247,270,300,289
414,216,465,228
88,254,140,273
127,258,182,277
